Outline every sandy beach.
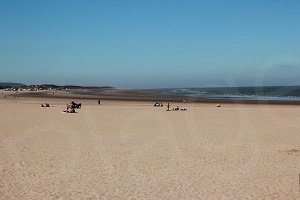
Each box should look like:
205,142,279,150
1,96,300,199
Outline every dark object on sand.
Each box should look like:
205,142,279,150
41,103,50,107
98,99,101,105
217,104,221,107
154,102,160,107
154,102,164,107
71,101,81,109
167,103,170,111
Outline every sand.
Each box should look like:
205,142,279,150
0,97,300,199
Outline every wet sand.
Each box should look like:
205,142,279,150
0,96,300,199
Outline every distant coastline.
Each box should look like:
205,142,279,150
0,82,114,90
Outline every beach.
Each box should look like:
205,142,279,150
1,96,300,199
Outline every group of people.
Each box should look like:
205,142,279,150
40,100,83,113
166,103,187,111
64,101,81,113
153,101,189,111
42,99,220,114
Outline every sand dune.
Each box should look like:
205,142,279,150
0,97,300,199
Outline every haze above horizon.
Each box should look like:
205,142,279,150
1,0,300,89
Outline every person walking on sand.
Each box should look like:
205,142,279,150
167,103,170,111
98,99,101,105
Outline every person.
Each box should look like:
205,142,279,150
69,107,75,113
167,103,170,111
98,99,101,105
64,103,75,113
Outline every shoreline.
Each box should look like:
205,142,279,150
4,90,300,105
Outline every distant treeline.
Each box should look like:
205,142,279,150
0,82,114,90
0,82,25,89
28,84,114,90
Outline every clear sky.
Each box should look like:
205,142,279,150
1,0,300,88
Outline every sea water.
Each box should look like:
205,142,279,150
168,86,300,101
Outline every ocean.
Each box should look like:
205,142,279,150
167,86,300,101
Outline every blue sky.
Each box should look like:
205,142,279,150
1,0,300,88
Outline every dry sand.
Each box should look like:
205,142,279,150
0,96,300,199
